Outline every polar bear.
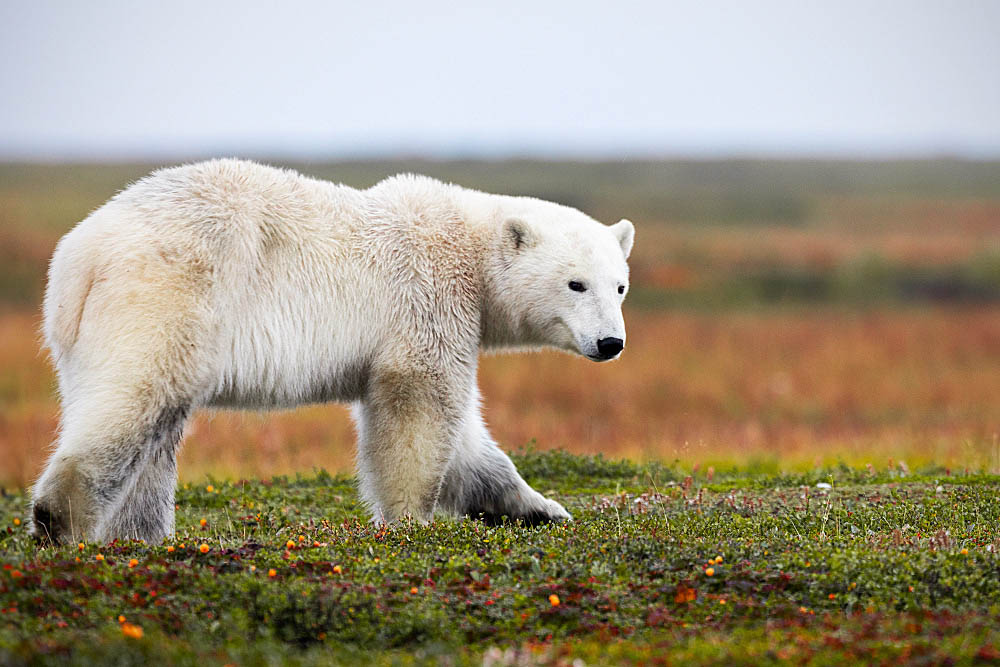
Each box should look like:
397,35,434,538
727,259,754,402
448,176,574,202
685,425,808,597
30,159,634,544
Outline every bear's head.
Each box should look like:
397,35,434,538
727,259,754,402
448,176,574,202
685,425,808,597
487,201,634,361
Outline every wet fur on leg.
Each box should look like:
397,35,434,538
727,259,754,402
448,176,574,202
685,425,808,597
31,406,187,544
96,406,187,542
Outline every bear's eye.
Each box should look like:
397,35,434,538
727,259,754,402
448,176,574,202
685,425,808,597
618,285,626,295
568,281,587,292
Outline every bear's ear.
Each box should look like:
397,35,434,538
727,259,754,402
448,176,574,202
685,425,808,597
611,218,634,259
502,217,536,252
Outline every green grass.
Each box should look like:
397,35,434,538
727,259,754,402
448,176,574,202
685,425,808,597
2,451,999,665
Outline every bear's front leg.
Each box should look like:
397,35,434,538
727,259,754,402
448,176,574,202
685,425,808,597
353,366,466,524
437,388,571,525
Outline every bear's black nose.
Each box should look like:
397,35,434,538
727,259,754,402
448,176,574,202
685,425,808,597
596,337,624,359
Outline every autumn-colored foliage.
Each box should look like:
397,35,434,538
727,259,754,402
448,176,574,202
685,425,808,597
2,307,997,487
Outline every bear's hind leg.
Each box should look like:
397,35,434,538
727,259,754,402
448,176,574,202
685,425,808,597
437,397,571,526
96,407,187,542
30,447,97,544
35,249,208,544
31,400,189,545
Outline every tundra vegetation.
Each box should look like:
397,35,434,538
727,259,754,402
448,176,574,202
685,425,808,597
1,451,999,665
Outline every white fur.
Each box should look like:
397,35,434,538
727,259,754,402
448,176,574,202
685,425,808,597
31,159,633,543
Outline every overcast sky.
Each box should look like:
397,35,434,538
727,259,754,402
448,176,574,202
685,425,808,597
1,0,998,160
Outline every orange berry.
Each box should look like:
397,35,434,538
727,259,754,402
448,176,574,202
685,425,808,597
286,540,295,550
118,615,126,624
298,535,305,543
715,555,723,564
12,518,20,526
332,565,342,574
313,541,321,548
960,548,969,555
121,622,143,639
828,593,836,599
199,544,210,554
268,568,277,578
199,518,207,527
78,543,85,551
128,559,138,568
410,587,418,594
95,554,105,562
548,594,560,607
705,567,715,577
166,546,175,553
205,485,214,493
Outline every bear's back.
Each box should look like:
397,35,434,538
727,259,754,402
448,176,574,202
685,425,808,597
108,159,362,241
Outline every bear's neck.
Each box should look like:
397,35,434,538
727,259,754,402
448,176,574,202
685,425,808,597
479,295,522,350
452,189,544,352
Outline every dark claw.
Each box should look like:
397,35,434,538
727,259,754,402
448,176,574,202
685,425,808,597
30,503,62,545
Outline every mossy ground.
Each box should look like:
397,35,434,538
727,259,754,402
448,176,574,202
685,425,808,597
1,451,999,665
